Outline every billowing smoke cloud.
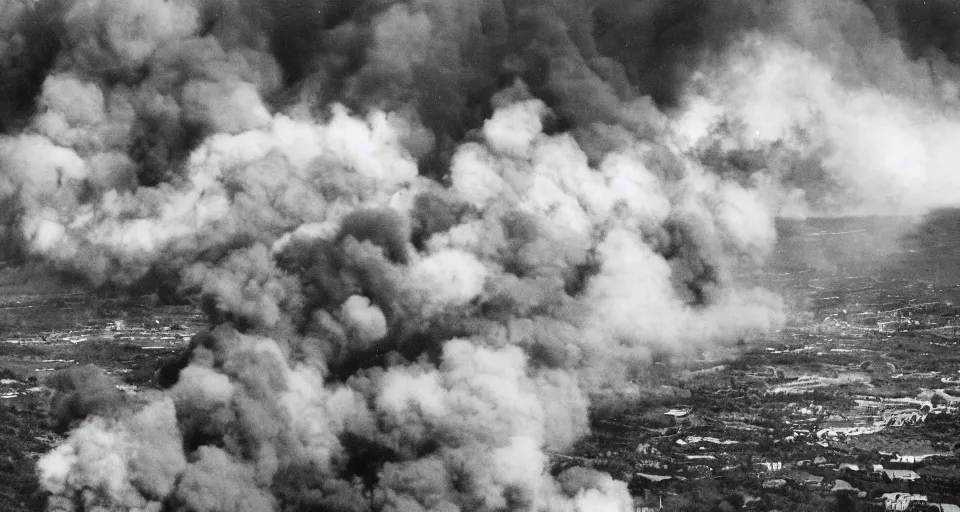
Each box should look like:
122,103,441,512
47,364,127,431
676,0,960,216
0,0,955,510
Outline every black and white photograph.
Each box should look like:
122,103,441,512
0,1,959,511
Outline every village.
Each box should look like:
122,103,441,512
2,214,960,510
559,269,960,511
561,346,960,510
3,285,960,510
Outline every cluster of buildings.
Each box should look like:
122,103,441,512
881,492,960,511
610,356,960,509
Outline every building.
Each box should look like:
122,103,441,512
889,455,916,466
883,469,921,482
831,480,857,493
881,492,926,511
762,479,787,489
931,505,960,512
754,461,783,472
783,470,823,486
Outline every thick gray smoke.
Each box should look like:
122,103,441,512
0,0,954,510
677,0,960,217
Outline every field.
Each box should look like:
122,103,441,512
2,210,960,511
0,277,204,511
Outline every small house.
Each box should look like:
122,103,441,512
883,469,921,482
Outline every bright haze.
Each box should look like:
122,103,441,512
0,0,957,511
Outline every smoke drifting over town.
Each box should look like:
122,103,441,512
0,0,956,510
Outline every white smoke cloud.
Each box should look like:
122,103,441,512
678,0,960,216
340,295,389,345
38,398,185,511
16,0,960,510
27,85,782,511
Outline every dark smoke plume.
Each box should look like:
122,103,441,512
0,0,954,510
